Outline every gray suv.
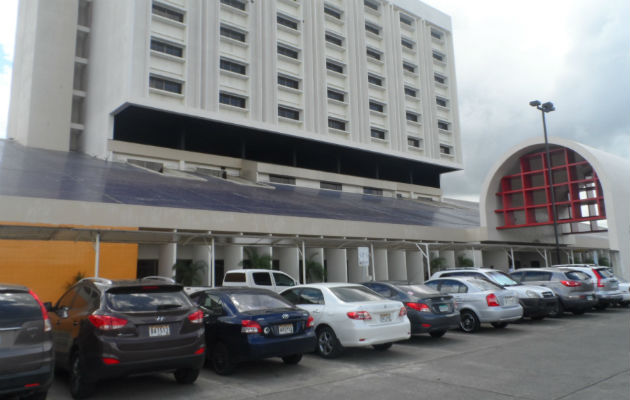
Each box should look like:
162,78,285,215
509,268,597,315
47,277,205,399
554,265,623,310
0,284,54,400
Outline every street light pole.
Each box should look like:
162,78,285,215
529,100,561,265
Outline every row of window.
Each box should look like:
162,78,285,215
269,174,388,196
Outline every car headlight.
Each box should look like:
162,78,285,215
525,290,540,298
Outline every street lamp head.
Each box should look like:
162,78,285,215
541,102,555,113
529,100,541,107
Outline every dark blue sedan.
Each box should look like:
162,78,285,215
361,281,460,338
185,287,316,375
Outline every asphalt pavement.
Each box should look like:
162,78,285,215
47,307,629,400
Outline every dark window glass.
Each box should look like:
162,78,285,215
365,23,380,35
438,120,450,130
363,187,383,195
597,268,614,278
149,76,182,94
277,14,298,30
330,286,382,302
55,288,78,310
438,280,468,294
107,290,191,312
197,293,225,316
321,181,342,190
228,293,292,312
368,284,392,297
278,45,299,59
424,281,439,290
522,271,552,282
510,271,524,282
565,271,590,281
436,97,448,107
440,145,452,155
366,48,381,60
403,62,416,73
73,286,99,311
433,51,445,62
219,93,246,108
327,119,346,131
401,38,414,49
325,33,343,46
406,112,419,122
364,0,379,11
220,0,246,11
278,75,299,89
368,74,382,86
220,26,246,42
278,106,300,120
220,59,246,75
434,74,446,84
370,128,385,140
431,29,443,40
407,137,420,147
224,272,246,282
150,39,183,57
324,5,341,19
327,89,345,102
299,288,325,305
269,175,296,185
326,61,344,74
152,3,184,23
404,87,417,97
400,14,413,25
0,291,41,323
281,289,301,304
369,101,384,113
273,273,296,287
253,272,272,286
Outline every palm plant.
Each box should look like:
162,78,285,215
430,256,447,272
456,255,474,268
305,254,325,283
173,260,206,286
240,247,273,269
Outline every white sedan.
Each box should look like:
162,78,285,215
280,283,410,358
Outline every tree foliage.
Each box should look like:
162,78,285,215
457,255,474,268
240,247,273,269
173,260,206,286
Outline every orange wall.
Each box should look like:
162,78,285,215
0,240,138,303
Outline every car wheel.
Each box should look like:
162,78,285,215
211,342,235,375
549,301,564,318
281,354,303,365
316,326,343,359
429,330,447,338
174,368,200,384
572,309,586,315
491,322,508,329
372,342,392,351
21,391,48,400
459,310,480,333
69,352,92,399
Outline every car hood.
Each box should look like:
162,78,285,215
508,284,555,297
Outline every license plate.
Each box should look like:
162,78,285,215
438,304,449,312
278,324,293,335
148,325,170,337
380,313,391,322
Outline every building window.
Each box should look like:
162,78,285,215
368,74,383,86
404,87,417,97
220,25,246,42
436,97,449,108
438,120,450,130
433,50,445,62
370,128,386,140
440,144,452,155
328,118,346,131
363,187,383,196
324,4,342,19
149,75,182,94
366,47,382,61
407,137,421,148
369,101,384,113
269,175,296,185
150,38,183,58
400,14,413,26
327,89,345,102
365,22,380,36
277,14,298,30
220,0,246,11
325,32,343,47
278,75,299,89
364,0,379,11
220,58,246,75
434,73,447,84
406,111,419,123
279,106,300,120
326,59,344,74
431,28,443,40
278,44,299,59
401,37,414,50
152,3,184,23
402,61,416,73
219,92,246,108
321,181,342,191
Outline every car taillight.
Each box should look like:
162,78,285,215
592,269,605,288
486,293,500,307
187,309,204,324
561,280,582,287
406,302,430,313
102,357,120,365
194,347,206,355
347,311,372,320
306,315,314,328
89,314,128,330
241,320,262,334
399,306,407,317
28,289,51,332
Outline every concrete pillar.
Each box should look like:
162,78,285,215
441,250,456,269
278,247,300,282
387,250,406,280
325,248,347,282
158,243,177,278
347,248,369,282
406,251,424,282
192,245,212,286
482,250,509,270
224,245,243,271
374,249,389,280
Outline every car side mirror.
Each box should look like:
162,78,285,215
43,302,53,312
56,306,69,319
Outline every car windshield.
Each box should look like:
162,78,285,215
330,286,383,302
107,289,191,312
229,293,293,312
486,271,518,286
467,279,502,291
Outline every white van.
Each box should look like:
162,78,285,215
222,269,298,293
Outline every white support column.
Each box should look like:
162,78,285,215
406,250,424,282
278,247,300,282
94,233,101,277
224,245,243,271
192,244,212,286
374,249,389,280
441,250,456,269
347,248,368,282
325,248,347,282
158,243,177,278
210,238,215,287
387,250,407,280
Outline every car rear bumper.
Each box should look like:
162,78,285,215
595,291,624,305
86,352,205,381
520,297,558,317
243,331,316,360
408,312,460,334
0,361,54,397
477,305,523,323
338,320,411,347
560,293,598,310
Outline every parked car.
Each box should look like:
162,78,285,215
431,268,558,320
424,277,523,333
184,287,316,375
614,275,630,307
0,284,54,400
509,268,597,315
553,264,623,310
222,269,297,293
47,277,205,399
360,281,459,338
280,283,410,358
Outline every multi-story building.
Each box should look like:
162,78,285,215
8,0,461,199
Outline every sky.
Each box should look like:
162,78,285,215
0,0,628,201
